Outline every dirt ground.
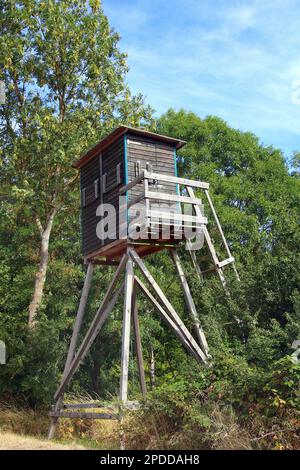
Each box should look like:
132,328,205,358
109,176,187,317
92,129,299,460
0,430,86,450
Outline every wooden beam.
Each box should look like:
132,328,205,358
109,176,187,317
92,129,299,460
127,193,145,209
120,257,134,403
119,172,145,194
84,239,127,264
132,283,147,395
135,276,202,363
129,249,207,363
170,250,210,358
64,263,94,375
48,263,94,439
145,190,204,206
148,210,207,225
186,187,228,292
54,255,128,400
55,282,124,401
144,170,209,190
62,402,114,410
48,398,63,439
217,257,235,268
204,190,240,281
50,411,118,420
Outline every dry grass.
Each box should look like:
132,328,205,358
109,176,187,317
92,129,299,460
123,404,254,450
0,402,49,437
0,400,120,449
0,430,86,450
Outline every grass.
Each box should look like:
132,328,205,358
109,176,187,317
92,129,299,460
2,398,297,450
0,400,120,450
0,430,86,450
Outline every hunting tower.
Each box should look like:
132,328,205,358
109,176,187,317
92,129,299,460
48,126,239,440
74,126,191,261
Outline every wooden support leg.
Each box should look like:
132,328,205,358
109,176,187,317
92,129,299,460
48,397,63,440
64,263,95,374
132,282,147,395
54,254,128,401
129,249,207,363
48,262,94,439
170,250,210,358
120,257,134,403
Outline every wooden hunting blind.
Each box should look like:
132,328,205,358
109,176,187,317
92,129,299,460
48,126,240,442
73,126,187,261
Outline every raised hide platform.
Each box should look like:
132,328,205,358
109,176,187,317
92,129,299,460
84,239,181,265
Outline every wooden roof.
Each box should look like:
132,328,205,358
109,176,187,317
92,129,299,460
72,125,186,169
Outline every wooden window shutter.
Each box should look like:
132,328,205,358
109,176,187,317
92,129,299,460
134,161,141,177
116,163,122,185
102,173,107,194
94,179,99,199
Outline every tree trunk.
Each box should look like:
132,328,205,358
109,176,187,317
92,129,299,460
149,346,155,390
28,210,57,327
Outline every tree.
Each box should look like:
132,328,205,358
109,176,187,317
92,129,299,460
155,109,300,351
291,150,300,176
0,0,152,326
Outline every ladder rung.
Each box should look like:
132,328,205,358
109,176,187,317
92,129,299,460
62,402,114,410
217,257,234,268
49,411,118,420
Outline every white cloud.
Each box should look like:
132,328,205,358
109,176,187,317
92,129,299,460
103,0,300,155
228,5,256,29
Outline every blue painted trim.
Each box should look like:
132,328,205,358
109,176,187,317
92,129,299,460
174,148,180,195
124,134,129,223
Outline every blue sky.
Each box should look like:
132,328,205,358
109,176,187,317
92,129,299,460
103,0,300,157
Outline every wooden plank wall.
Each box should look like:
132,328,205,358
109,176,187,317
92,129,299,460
102,137,125,245
80,133,178,257
80,156,102,256
80,137,124,256
126,133,177,224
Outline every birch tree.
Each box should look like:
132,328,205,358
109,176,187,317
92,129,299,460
0,0,152,327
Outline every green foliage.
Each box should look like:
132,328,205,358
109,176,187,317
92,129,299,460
0,4,299,448
261,357,300,412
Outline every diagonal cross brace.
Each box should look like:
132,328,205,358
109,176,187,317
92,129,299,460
128,248,208,364
135,276,204,363
54,255,128,400
170,249,210,358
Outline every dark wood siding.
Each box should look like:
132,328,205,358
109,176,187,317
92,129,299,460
79,132,179,257
102,136,124,245
80,155,101,256
127,133,177,194
80,137,124,256
126,133,177,223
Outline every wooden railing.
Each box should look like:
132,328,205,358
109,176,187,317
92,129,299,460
119,170,208,231
119,170,239,285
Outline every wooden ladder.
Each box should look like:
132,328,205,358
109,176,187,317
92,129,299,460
185,186,239,292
